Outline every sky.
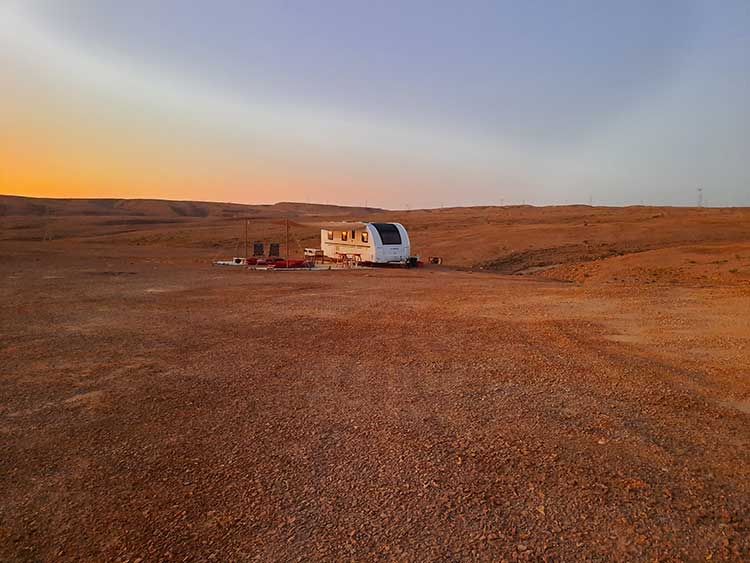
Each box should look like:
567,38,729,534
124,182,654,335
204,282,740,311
1,1,748,208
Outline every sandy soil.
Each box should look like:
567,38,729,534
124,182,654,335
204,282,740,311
2,198,750,561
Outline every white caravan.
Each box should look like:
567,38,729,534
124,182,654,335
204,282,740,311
320,222,411,264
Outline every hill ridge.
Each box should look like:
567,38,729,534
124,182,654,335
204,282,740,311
0,194,383,218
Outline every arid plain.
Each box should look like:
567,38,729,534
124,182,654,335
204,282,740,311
2,195,750,561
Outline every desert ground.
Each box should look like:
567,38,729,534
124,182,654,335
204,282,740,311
2,195,750,561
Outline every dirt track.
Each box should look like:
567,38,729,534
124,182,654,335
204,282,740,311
2,240,750,562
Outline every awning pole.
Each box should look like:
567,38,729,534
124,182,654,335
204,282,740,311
285,218,289,263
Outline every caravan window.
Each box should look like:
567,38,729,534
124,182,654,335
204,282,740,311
327,231,333,241
341,231,348,241
351,230,356,240
361,232,368,243
372,223,402,245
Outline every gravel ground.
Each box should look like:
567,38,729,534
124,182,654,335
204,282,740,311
1,245,750,562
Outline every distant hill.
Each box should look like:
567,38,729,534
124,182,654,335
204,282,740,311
0,195,382,219
3,195,750,288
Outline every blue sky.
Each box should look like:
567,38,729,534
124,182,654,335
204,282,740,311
1,0,748,207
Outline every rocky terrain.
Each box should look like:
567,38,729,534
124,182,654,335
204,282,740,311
1,196,749,561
